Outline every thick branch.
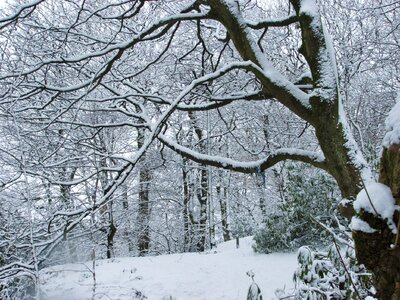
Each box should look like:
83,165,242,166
159,134,327,173
289,0,338,101
208,0,313,122
247,15,298,29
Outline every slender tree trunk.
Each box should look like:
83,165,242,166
121,184,134,254
182,158,192,252
255,173,267,218
137,128,152,256
187,112,209,252
106,206,116,259
216,170,231,242
59,168,77,262
196,167,208,252
137,166,151,256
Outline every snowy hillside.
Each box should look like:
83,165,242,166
39,237,297,300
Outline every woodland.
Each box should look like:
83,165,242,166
0,0,399,299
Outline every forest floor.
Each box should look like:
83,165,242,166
39,237,297,300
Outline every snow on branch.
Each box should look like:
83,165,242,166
383,99,400,148
47,61,258,222
131,90,271,112
353,182,397,233
0,0,44,30
209,0,312,122
247,15,298,29
159,134,326,173
0,9,208,81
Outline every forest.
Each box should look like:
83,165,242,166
0,0,399,299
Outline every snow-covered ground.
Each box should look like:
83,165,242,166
39,237,297,300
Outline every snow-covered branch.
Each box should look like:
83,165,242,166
159,134,326,173
247,14,298,29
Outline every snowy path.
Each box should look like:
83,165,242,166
40,237,297,300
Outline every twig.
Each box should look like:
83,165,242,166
360,179,379,216
309,214,363,300
331,238,363,300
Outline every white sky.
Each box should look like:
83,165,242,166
0,0,9,9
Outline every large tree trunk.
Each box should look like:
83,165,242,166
352,143,400,300
208,1,390,298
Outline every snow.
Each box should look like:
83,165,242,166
349,217,377,233
382,99,400,148
39,237,297,300
353,182,396,232
219,0,311,109
160,133,325,173
299,0,319,18
338,97,374,184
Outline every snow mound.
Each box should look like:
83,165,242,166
353,182,396,232
349,217,377,233
383,99,400,148
39,237,297,300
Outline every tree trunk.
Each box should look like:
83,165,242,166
182,158,192,252
216,170,231,242
137,128,152,256
196,167,208,252
121,184,134,254
187,112,209,252
353,143,400,300
106,206,116,259
137,166,152,256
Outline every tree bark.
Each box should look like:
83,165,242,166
188,112,210,252
106,208,116,259
353,143,400,300
137,128,152,256
196,167,208,252
121,184,134,254
216,171,231,242
182,158,192,251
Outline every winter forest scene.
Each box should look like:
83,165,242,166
0,0,399,299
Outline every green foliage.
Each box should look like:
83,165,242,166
294,243,375,299
253,165,338,253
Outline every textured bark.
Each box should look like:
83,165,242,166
353,144,400,300
188,112,209,252
255,173,267,218
137,166,151,256
106,214,116,259
196,167,208,252
312,110,365,199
